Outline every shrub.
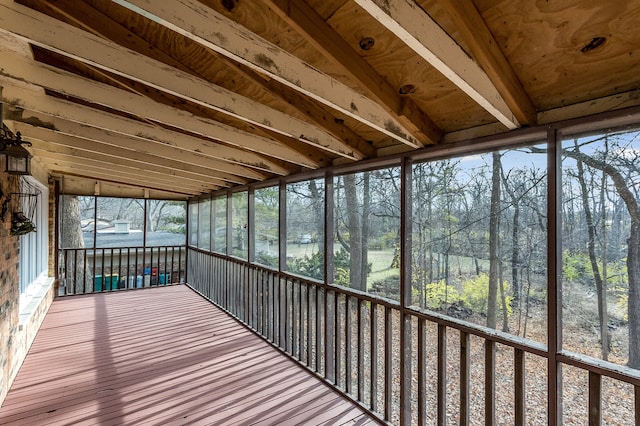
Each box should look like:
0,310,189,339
423,280,460,309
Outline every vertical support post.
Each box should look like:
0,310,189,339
325,172,334,291
248,187,255,264
54,179,60,284
248,188,255,323
279,182,286,272
400,157,413,425
143,198,148,285
548,128,563,426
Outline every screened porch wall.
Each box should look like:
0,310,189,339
186,108,640,425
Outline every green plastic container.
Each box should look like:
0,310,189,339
94,274,119,291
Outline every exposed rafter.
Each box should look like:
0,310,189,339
118,0,424,149
0,0,364,160
0,50,320,169
35,0,375,161
2,82,289,175
436,0,536,126
354,0,520,130
9,121,253,184
263,0,442,145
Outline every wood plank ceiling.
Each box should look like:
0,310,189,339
0,0,639,198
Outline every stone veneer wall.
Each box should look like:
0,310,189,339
0,171,55,407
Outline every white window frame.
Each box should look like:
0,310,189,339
18,176,50,311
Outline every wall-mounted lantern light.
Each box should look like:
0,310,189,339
0,124,32,175
0,94,32,176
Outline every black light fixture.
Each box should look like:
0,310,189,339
0,97,32,176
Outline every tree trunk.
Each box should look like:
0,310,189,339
60,196,90,293
360,172,370,290
344,174,364,290
487,152,502,329
562,147,640,368
575,150,609,360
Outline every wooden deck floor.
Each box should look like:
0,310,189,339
0,285,377,425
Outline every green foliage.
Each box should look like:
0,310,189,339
370,275,400,299
256,252,278,268
334,267,349,286
423,280,460,309
460,273,513,316
562,250,592,282
461,274,490,313
287,251,324,281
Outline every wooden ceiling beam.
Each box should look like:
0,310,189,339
354,0,520,130
22,139,227,189
118,0,423,149
30,148,216,193
9,121,251,184
48,165,203,196
41,0,372,161
15,112,264,181
436,0,536,126
2,82,289,175
0,0,362,160
0,50,319,169
264,0,442,145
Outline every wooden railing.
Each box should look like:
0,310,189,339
187,248,640,425
58,245,186,295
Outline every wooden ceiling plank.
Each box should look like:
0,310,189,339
23,148,212,191
8,121,251,184
0,50,321,169
48,165,202,196
48,0,371,160
264,0,442,145
354,0,519,130
436,0,536,125
119,0,423,149
3,82,289,175
32,150,215,193
0,0,363,160
14,113,265,181
24,141,226,189
54,174,190,199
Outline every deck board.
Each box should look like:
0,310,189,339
0,285,377,425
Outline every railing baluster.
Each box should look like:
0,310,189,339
72,249,78,294
635,385,639,425
437,324,447,426
306,282,311,365
109,248,114,291
588,371,601,426
63,249,68,295
357,298,364,403
371,302,378,413
385,306,392,422
346,295,352,394
418,317,426,426
515,348,525,426
485,340,496,426
460,331,470,426
335,291,341,387
298,280,303,360
315,286,327,377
